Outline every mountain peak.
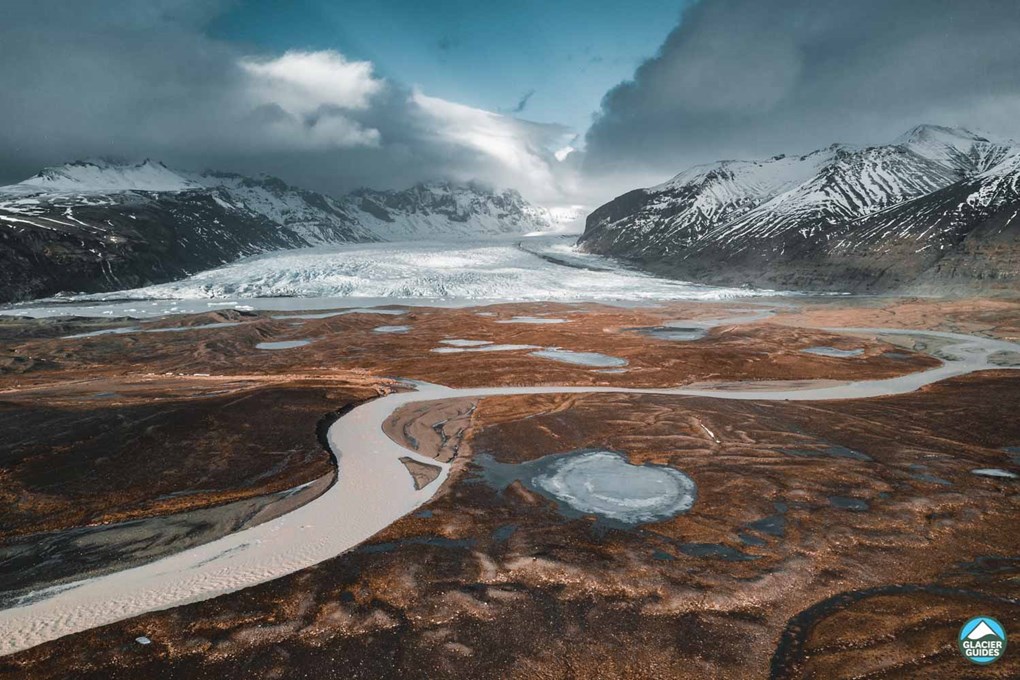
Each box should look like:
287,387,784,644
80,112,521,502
18,158,201,193
894,124,1014,175
895,124,987,146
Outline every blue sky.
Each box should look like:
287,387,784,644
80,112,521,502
209,0,688,135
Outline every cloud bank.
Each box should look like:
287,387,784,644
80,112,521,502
3,0,1020,206
0,0,575,202
584,0,1020,180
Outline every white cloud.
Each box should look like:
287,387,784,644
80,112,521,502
240,50,383,114
236,50,384,149
410,88,576,200
554,145,576,162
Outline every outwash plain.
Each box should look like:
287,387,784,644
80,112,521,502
0,296,1018,679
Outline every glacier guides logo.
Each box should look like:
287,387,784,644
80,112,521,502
958,616,1007,665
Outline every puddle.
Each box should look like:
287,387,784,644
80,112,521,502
738,502,787,545
255,339,311,350
594,368,628,374
747,510,787,537
971,468,1019,479
530,348,628,368
373,325,410,334
908,463,951,486
635,326,708,342
432,343,538,354
492,524,517,544
63,327,141,339
274,308,405,320
440,339,494,347
801,347,864,358
475,449,696,527
737,532,767,547
828,496,869,511
781,445,872,462
1003,447,1020,466
496,316,569,324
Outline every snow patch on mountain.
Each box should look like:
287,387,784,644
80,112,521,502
17,159,203,193
895,124,1014,175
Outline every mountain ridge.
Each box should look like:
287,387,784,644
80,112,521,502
578,125,1020,294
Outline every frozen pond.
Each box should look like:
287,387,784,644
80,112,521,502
63,326,140,339
637,326,708,341
373,325,410,334
476,449,696,526
828,496,869,511
497,316,569,324
529,348,628,368
440,339,494,347
432,343,538,354
255,340,311,350
971,468,1018,479
802,346,864,358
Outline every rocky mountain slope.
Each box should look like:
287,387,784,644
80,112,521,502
579,125,1020,294
0,160,562,302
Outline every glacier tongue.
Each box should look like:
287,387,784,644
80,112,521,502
65,237,773,304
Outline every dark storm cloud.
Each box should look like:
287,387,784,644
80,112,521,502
584,0,1020,177
0,0,573,201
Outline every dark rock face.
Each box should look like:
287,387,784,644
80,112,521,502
579,125,1020,294
0,191,310,302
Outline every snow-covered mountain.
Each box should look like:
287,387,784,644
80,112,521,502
580,125,1020,294
18,159,204,193
345,182,569,240
894,124,1013,175
0,159,563,301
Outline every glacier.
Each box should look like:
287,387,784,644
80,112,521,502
5,237,778,318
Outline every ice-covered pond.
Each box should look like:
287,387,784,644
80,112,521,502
255,340,312,350
476,449,696,526
530,348,628,368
